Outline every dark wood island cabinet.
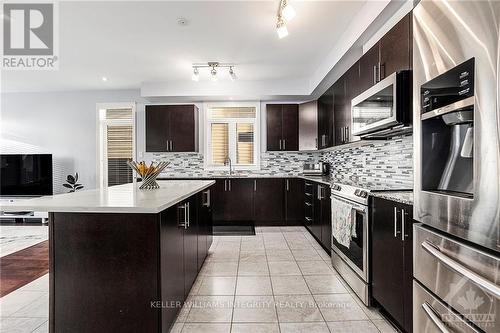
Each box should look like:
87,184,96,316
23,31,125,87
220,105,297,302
6,181,218,333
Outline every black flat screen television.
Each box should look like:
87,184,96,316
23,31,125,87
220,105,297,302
0,154,53,196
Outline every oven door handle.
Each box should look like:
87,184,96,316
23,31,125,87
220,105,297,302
421,302,452,333
422,241,500,298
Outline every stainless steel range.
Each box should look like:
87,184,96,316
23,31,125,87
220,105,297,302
330,183,371,306
413,1,500,332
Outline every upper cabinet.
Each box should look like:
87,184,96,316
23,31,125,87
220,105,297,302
298,101,318,151
379,13,412,80
317,88,334,149
145,105,199,152
358,13,412,92
331,12,412,147
266,104,299,151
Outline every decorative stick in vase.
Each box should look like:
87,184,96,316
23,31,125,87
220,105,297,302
127,160,169,190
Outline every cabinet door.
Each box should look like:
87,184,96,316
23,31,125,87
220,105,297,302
160,205,185,328
320,186,331,251
285,178,304,225
358,43,380,93
345,62,362,143
333,77,346,146
227,179,254,221
266,104,283,151
197,190,209,272
317,88,334,149
169,105,198,152
401,203,414,333
146,105,170,152
281,104,299,151
371,197,405,328
182,197,198,297
212,179,229,222
254,178,284,225
379,13,411,80
311,184,323,241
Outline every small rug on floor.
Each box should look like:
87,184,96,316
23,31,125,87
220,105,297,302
213,222,255,236
0,240,49,297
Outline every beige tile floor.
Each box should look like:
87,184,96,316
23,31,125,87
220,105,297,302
173,226,399,333
0,226,399,333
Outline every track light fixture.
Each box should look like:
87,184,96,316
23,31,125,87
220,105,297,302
191,62,237,81
276,0,296,39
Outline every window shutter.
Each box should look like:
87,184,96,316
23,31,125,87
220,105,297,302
211,123,229,165
105,109,133,186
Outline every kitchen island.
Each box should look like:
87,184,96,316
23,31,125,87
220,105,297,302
1,180,215,333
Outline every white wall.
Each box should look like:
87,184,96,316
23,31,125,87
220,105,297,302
1,89,145,193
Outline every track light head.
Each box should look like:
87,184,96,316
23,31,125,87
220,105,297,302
210,67,218,81
192,67,199,81
229,67,237,81
281,0,296,21
276,18,288,39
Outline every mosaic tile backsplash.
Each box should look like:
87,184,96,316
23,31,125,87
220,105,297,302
148,151,319,178
320,135,413,189
146,135,413,189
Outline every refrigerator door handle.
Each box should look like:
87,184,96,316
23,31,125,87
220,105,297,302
422,241,500,298
421,302,452,333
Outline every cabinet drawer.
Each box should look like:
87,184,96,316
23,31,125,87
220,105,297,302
413,280,480,333
414,225,499,333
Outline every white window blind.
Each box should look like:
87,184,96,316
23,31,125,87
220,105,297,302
103,108,134,186
205,104,259,169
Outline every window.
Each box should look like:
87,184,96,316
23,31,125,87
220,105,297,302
97,104,135,188
205,103,260,170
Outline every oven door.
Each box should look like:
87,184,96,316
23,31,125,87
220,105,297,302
331,196,369,282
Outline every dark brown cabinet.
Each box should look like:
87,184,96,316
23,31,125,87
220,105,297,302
212,178,254,222
333,75,347,146
358,13,412,92
266,104,299,151
145,104,199,152
304,181,331,252
197,189,213,272
254,178,284,225
371,197,414,333
285,178,304,224
317,88,334,149
49,188,213,333
379,13,411,80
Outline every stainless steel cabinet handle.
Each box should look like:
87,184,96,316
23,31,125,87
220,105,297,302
228,179,231,191
377,62,381,82
317,185,322,200
401,208,408,242
421,303,451,333
315,138,318,148
224,179,227,191
203,190,210,207
254,180,257,192
186,202,190,228
345,127,349,142
177,204,186,228
373,65,377,84
171,141,174,151
393,207,400,237
283,139,286,150
305,202,312,206
421,241,500,298
279,139,282,150
286,179,289,191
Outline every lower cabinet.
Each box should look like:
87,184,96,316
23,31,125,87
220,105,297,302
285,178,304,224
371,197,414,333
212,179,254,222
304,181,331,252
161,188,214,330
254,178,284,225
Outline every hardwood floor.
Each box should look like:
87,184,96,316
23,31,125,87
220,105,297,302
0,240,49,297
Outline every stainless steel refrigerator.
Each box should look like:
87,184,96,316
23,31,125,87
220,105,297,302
413,1,500,332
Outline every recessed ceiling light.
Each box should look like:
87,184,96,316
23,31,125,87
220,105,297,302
101,77,108,82
177,17,189,26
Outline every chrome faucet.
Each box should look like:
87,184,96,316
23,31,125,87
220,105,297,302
224,157,233,176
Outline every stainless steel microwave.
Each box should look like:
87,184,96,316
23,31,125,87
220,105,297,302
351,71,412,138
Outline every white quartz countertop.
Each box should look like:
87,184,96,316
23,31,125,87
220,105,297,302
0,180,215,214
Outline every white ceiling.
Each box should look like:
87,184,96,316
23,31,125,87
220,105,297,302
1,1,390,98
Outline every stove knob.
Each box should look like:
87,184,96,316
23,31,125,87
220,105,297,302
354,189,360,196
360,191,368,198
